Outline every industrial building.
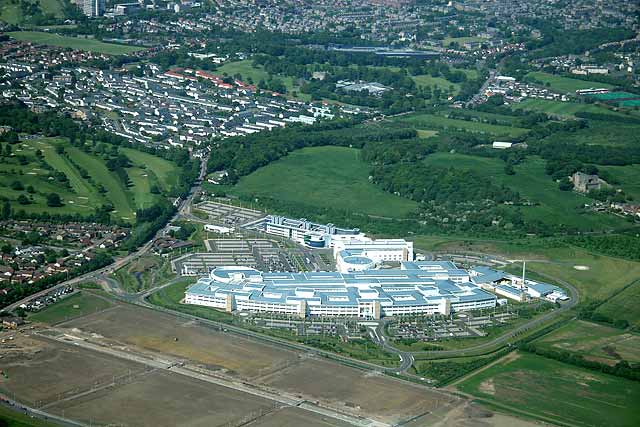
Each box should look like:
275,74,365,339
470,266,568,303
184,261,497,319
334,238,414,273
243,215,361,248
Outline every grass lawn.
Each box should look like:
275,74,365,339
535,319,640,364
0,405,59,427
409,235,640,301
217,60,309,100
412,74,460,94
596,281,640,328
0,138,98,216
28,292,113,324
121,148,179,193
1,0,64,25
230,146,418,218
421,153,627,232
65,147,135,220
6,31,143,55
112,255,175,293
0,138,179,221
443,36,488,47
512,98,628,118
526,71,614,93
599,164,640,200
456,351,640,427
396,113,529,137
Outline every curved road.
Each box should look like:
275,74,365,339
380,272,580,361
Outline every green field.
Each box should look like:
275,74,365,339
536,319,640,365
230,146,418,218
596,281,640,328
112,255,175,293
0,405,58,427
0,0,64,25
412,74,461,94
421,153,627,232
599,165,640,200
120,148,178,193
443,36,488,47
396,113,529,137
217,60,309,100
512,99,626,117
526,71,614,93
7,31,143,55
410,235,640,302
0,138,180,221
28,292,113,324
457,352,640,427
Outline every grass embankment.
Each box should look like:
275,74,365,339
230,146,418,218
6,31,143,55
535,319,640,364
596,281,640,328
28,291,113,324
111,256,175,293
396,112,529,138
525,71,615,93
512,98,627,118
456,351,640,427
0,404,59,427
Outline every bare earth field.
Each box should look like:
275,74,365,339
1,300,527,427
249,406,352,427
60,304,300,378
259,357,457,425
47,370,276,427
0,333,145,407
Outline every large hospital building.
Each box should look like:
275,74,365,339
185,261,498,319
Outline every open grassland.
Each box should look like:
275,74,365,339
505,248,640,300
512,98,628,117
422,153,627,231
396,113,529,137
231,146,418,218
120,148,178,192
217,60,309,100
536,319,640,365
457,352,640,427
596,281,640,328
111,255,174,293
412,74,461,94
0,0,64,25
6,31,143,55
526,71,615,93
410,237,640,301
443,36,488,47
28,291,114,325
0,137,179,221
599,164,640,200
64,146,136,220
0,138,92,216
